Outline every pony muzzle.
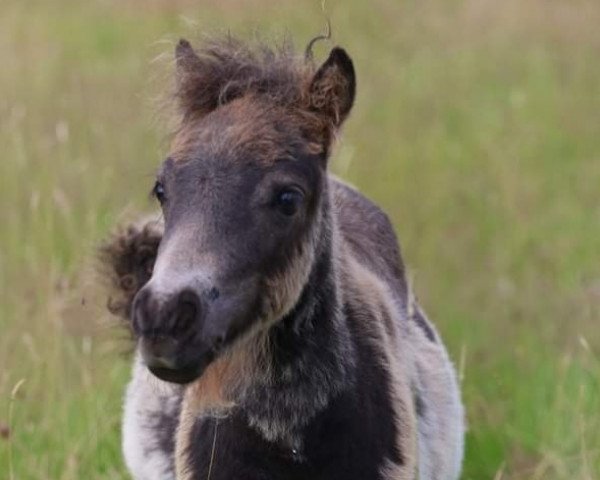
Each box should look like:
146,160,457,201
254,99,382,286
132,285,222,384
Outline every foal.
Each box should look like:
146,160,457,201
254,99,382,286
101,36,464,480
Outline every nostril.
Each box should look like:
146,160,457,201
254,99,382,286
173,289,203,335
175,301,196,334
132,288,152,335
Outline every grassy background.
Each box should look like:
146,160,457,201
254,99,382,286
1,0,599,478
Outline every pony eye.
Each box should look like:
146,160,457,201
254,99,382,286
152,181,166,204
275,188,304,216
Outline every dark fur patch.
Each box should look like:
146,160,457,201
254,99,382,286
147,397,182,465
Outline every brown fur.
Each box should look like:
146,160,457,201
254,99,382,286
169,98,324,165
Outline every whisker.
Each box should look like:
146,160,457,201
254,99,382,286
207,418,219,480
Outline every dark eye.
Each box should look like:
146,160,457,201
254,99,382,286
274,188,304,216
152,181,166,204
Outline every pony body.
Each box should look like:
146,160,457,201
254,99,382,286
100,36,464,480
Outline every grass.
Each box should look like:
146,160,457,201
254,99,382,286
0,0,598,478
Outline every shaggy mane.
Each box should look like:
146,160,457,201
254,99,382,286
175,35,317,120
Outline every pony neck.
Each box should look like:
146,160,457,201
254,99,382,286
241,186,355,450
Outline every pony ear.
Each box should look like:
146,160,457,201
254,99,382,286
176,38,197,62
98,217,163,322
308,47,356,128
174,38,220,119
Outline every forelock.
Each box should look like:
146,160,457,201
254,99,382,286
175,35,313,118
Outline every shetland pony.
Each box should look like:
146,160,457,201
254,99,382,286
101,36,464,480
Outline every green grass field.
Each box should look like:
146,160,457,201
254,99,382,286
1,0,599,478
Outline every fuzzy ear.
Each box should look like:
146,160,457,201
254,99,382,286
98,216,163,322
174,38,219,119
308,47,356,128
175,37,198,63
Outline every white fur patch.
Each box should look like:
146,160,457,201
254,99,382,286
408,306,465,480
122,353,182,480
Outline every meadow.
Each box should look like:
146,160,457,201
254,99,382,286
1,0,598,478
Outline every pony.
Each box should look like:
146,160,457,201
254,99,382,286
100,35,464,480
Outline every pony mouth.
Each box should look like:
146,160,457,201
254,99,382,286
139,308,253,385
142,341,216,384
148,363,205,384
